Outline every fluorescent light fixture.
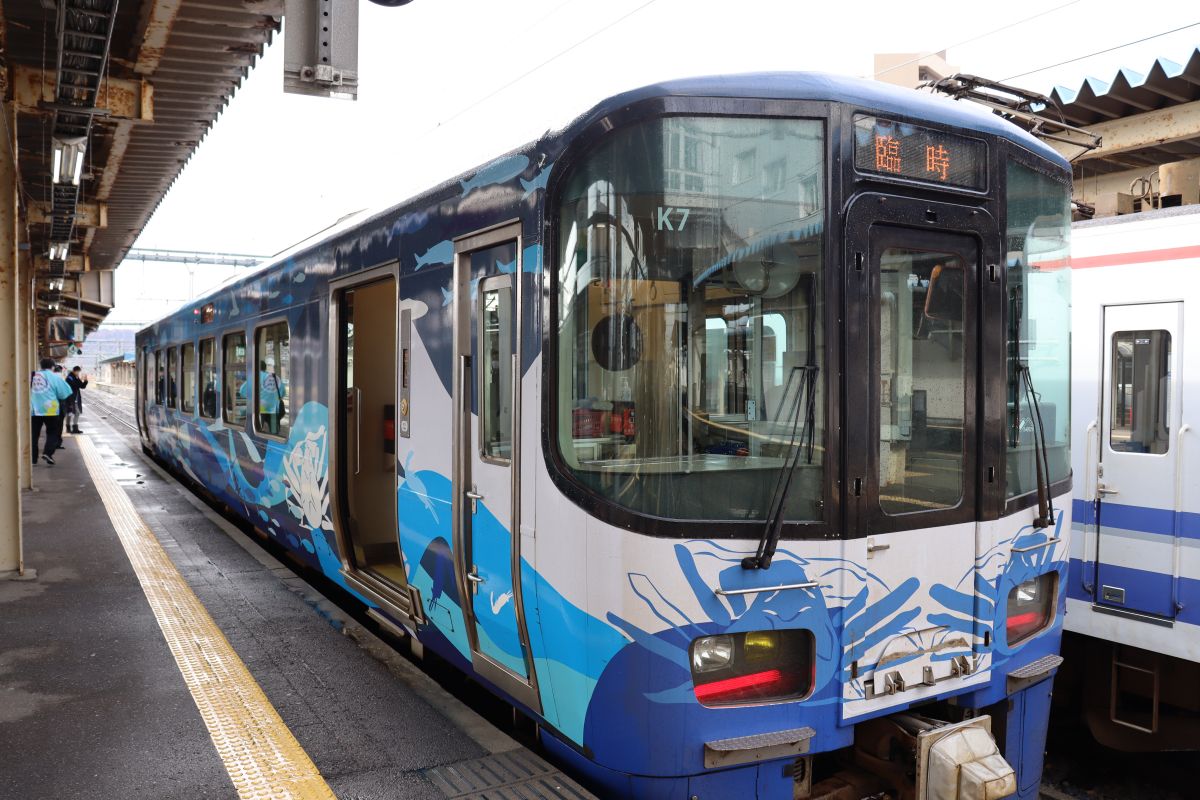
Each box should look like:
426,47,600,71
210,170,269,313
47,242,70,261
50,136,86,186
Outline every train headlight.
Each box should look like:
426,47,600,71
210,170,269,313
691,635,734,673
690,630,815,707
1005,572,1057,646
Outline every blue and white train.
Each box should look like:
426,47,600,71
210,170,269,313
137,73,1073,799
1063,203,1200,751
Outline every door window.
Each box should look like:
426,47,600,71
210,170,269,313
199,339,217,419
479,280,513,462
180,343,196,413
166,348,178,408
222,332,247,426
878,247,965,514
1110,329,1171,455
155,350,164,404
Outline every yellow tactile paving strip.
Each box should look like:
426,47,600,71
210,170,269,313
77,436,337,800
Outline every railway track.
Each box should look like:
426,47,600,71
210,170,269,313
86,387,138,434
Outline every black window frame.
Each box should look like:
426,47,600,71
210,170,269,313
252,318,291,441
542,95,839,541
154,348,164,405
198,337,218,420
179,342,196,414
221,329,248,429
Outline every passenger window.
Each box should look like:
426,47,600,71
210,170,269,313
1110,330,1171,454
222,332,248,427
155,350,164,405
199,339,218,419
254,322,290,438
180,344,196,413
878,247,965,514
479,280,513,461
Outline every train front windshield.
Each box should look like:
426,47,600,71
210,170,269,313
556,116,826,521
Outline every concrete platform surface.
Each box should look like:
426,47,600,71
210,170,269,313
0,408,581,800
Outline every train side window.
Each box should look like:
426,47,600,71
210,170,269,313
1110,330,1171,455
167,348,179,408
155,349,164,405
222,331,248,427
1005,161,1070,500
180,343,196,413
199,338,218,419
254,322,290,438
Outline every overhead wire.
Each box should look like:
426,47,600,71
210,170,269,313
429,0,664,131
873,0,1082,79
1002,20,1200,82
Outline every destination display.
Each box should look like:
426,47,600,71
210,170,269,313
854,115,986,189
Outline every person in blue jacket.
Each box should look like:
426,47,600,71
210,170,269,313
31,357,74,465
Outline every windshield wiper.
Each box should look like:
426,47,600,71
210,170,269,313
743,362,819,570
1018,363,1056,529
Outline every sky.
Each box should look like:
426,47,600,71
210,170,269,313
107,0,1200,324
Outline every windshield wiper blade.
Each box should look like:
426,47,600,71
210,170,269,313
1019,363,1056,529
743,364,819,570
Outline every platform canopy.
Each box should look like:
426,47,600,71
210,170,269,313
1,0,281,347
1046,48,1200,177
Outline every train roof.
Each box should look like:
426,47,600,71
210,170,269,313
140,72,1067,335
553,71,1068,168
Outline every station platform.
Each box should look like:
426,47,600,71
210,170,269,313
0,398,592,800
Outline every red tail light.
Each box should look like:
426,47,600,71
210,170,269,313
1005,573,1057,646
694,669,789,703
690,629,815,707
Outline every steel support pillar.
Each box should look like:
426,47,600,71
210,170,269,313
0,101,27,577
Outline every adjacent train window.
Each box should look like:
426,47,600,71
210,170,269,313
154,350,164,405
1005,161,1071,500
199,338,218,419
1110,330,1171,455
878,247,966,514
479,278,513,462
254,322,290,438
222,332,248,427
555,115,826,523
180,343,196,413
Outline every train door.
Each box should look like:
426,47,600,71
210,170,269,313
452,224,539,711
843,197,997,719
330,268,421,624
1094,302,1184,619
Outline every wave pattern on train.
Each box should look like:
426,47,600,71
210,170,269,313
137,73,1073,800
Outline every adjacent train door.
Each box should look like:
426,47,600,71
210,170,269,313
1094,302,1184,619
452,223,539,711
331,268,420,624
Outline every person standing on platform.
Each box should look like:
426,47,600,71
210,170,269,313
31,357,74,465
65,365,88,434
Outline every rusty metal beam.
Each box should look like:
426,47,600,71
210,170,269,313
29,201,108,229
134,0,186,75
34,254,91,272
11,64,153,121
1051,100,1200,162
